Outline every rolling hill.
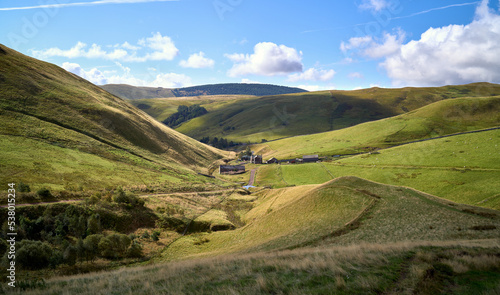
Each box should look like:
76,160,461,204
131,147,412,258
149,83,500,143
0,44,228,192
15,176,499,294
252,95,500,159
101,83,307,100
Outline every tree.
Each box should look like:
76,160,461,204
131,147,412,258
63,245,77,266
87,214,101,235
15,240,53,269
83,234,103,262
18,182,31,193
98,233,131,259
36,187,53,201
127,242,143,258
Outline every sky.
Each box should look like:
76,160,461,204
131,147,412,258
1,0,500,91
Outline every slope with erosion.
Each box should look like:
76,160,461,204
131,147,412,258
253,95,500,159
161,176,500,262
0,44,228,192
174,83,500,142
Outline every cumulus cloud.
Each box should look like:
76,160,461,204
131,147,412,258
61,62,191,88
382,0,500,86
288,68,336,82
340,31,405,59
226,42,303,77
31,32,178,62
179,52,215,68
62,62,108,85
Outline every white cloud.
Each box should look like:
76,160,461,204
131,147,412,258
340,36,372,52
226,42,303,77
340,31,405,59
359,0,390,12
288,68,336,82
382,0,500,86
61,62,191,88
241,79,262,84
179,52,215,68
62,62,108,85
150,73,192,88
31,32,178,62
296,85,323,92
139,32,179,61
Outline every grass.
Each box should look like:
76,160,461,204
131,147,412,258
257,130,500,209
156,83,500,143
10,241,500,294
252,95,500,159
0,44,229,192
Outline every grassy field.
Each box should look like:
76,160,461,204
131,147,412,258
258,129,500,209
252,95,500,159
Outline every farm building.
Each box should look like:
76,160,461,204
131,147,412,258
250,155,263,164
266,157,278,164
302,155,319,163
219,165,245,175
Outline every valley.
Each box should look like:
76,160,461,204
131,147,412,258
0,44,499,294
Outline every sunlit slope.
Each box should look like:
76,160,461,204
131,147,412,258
254,95,500,159
161,177,500,261
175,83,500,142
258,129,500,209
0,44,227,190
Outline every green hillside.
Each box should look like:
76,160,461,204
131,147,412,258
99,84,176,100
253,95,500,159
174,83,500,142
129,95,256,122
0,44,228,193
161,176,500,262
254,129,500,210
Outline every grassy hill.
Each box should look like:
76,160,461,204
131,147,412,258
16,176,500,294
101,83,307,100
172,83,500,143
253,95,500,159
0,44,228,193
130,95,256,123
254,129,500,210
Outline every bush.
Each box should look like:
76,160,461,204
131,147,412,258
63,245,77,266
83,234,103,262
15,240,53,269
18,182,31,193
98,233,131,259
127,242,143,258
112,188,144,207
151,230,160,241
36,188,53,201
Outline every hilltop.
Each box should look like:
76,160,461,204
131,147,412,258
0,44,228,192
101,83,307,100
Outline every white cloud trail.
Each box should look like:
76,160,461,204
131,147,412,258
0,0,178,11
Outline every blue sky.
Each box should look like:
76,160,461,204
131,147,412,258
1,0,500,90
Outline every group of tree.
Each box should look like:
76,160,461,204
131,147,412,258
0,187,149,270
162,104,208,127
199,136,240,149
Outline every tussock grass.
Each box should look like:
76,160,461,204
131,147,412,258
10,240,500,295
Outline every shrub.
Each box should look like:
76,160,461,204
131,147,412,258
151,230,160,241
18,182,31,193
63,245,77,266
112,188,144,207
98,233,131,259
36,188,53,201
83,234,103,262
127,242,143,258
15,240,53,269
